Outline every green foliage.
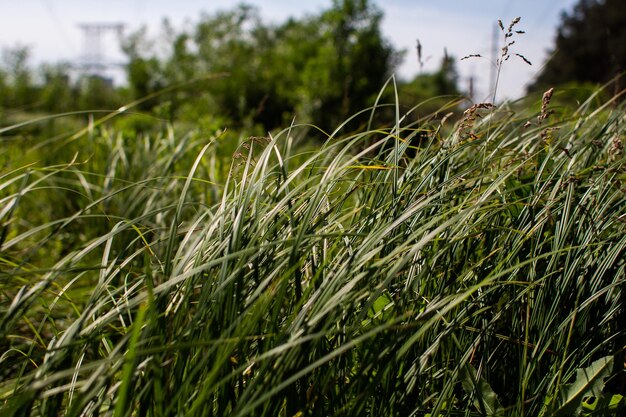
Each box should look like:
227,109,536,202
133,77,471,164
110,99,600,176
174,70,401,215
398,54,461,118
530,0,626,94
543,356,621,416
1,1,459,139
460,363,504,416
1,86,625,416
38,63,76,113
0,45,127,118
0,46,38,110
121,1,402,132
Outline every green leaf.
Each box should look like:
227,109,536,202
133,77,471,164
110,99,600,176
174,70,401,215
581,393,624,415
548,356,614,417
368,293,392,318
460,364,504,416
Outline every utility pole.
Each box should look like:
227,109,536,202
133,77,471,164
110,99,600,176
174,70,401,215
488,22,499,100
76,23,125,80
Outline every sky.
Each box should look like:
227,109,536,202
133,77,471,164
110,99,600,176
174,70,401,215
0,0,579,101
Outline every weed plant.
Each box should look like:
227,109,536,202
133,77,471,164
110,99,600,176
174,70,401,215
1,88,625,416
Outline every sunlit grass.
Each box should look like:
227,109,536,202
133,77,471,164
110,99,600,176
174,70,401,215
1,91,625,416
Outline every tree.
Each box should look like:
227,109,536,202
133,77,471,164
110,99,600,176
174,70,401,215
122,27,167,111
1,46,38,110
530,0,626,94
0,46,125,115
398,54,460,118
121,1,401,132
39,63,76,113
302,0,400,129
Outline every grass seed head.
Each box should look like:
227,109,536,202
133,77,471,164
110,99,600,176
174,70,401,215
538,87,555,123
609,135,624,162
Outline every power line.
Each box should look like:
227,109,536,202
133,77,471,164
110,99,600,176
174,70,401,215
488,22,499,100
39,0,78,56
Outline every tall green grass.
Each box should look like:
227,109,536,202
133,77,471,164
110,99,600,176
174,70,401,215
1,91,625,416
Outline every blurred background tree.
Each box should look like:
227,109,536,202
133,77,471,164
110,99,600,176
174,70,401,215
1,47,38,111
121,1,405,132
0,46,126,117
39,63,76,113
398,53,460,118
530,0,626,95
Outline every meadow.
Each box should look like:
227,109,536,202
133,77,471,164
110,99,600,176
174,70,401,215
1,84,625,416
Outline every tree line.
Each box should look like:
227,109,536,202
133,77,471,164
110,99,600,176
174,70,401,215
0,1,459,133
2,0,621,132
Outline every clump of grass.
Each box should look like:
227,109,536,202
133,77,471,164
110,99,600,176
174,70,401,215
1,87,625,416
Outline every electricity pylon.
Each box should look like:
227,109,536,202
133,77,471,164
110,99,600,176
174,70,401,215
76,23,125,78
